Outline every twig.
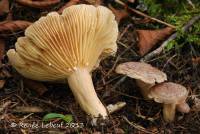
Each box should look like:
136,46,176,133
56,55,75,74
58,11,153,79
114,0,176,29
186,0,195,9
110,76,142,100
0,100,11,112
118,24,132,41
122,116,157,134
28,96,69,112
102,42,135,80
141,15,200,62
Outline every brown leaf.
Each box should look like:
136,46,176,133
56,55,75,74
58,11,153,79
192,57,200,64
0,100,12,112
23,78,48,96
136,27,174,56
109,5,129,23
0,80,5,89
128,0,136,2
0,20,32,37
0,0,9,16
0,39,5,60
134,17,152,24
57,0,80,14
16,0,60,9
114,128,125,134
84,0,101,5
0,65,12,89
14,106,44,113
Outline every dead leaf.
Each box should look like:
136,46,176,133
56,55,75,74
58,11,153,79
14,106,44,113
84,0,101,5
5,10,12,21
136,27,174,56
57,0,80,14
0,80,5,89
192,57,200,64
0,20,32,37
114,128,125,134
134,17,152,24
0,0,9,17
23,78,48,96
128,0,136,2
109,4,129,23
16,0,60,9
0,39,5,60
0,100,11,112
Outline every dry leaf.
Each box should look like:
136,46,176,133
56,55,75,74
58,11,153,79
128,0,136,2
57,0,80,14
14,106,44,113
0,39,5,60
134,17,152,24
136,27,174,56
16,0,60,9
23,78,48,96
192,57,200,64
0,80,5,89
84,0,101,5
114,128,125,134
0,100,12,112
109,5,129,23
0,63,12,89
0,0,9,17
0,20,32,37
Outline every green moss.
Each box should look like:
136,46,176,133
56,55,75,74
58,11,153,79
139,0,200,51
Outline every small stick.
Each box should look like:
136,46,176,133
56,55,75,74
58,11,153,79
28,96,69,112
114,0,176,29
122,116,155,134
141,15,200,62
107,101,126,114
186,0,195,9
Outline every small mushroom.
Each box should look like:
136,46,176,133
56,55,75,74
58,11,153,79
148,82,190,122
115,62,167,99
7,5,118,118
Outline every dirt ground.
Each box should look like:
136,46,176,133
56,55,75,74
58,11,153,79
0,0,200,134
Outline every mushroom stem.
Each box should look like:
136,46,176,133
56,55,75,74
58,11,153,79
136,80,154,99
163,103,176,122
67,68,108,118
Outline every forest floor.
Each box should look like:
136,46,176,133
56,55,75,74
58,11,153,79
0,0,200,133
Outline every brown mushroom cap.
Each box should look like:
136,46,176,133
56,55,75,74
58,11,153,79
148,82,188,104
7,4,118,82
115,62,167,84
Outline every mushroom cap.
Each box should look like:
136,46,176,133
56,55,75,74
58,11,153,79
148,82,188,104
115,62,167,84
7,4,118,81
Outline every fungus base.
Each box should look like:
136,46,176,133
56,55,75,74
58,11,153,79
67,68,108,118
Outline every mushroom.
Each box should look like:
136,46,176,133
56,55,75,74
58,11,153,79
148,82,190,122
115,62,167,99
7,4,118,118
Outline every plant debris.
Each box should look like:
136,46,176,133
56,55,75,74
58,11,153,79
136,27,174,56
0,20,32,37
16,0,61,9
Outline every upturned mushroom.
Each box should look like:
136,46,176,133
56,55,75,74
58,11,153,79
7,5,118,118
115,62,167,99
148,82,190,122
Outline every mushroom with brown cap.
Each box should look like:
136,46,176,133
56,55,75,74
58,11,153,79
115,62,167,99
7,4,118,118
148,82,190,122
